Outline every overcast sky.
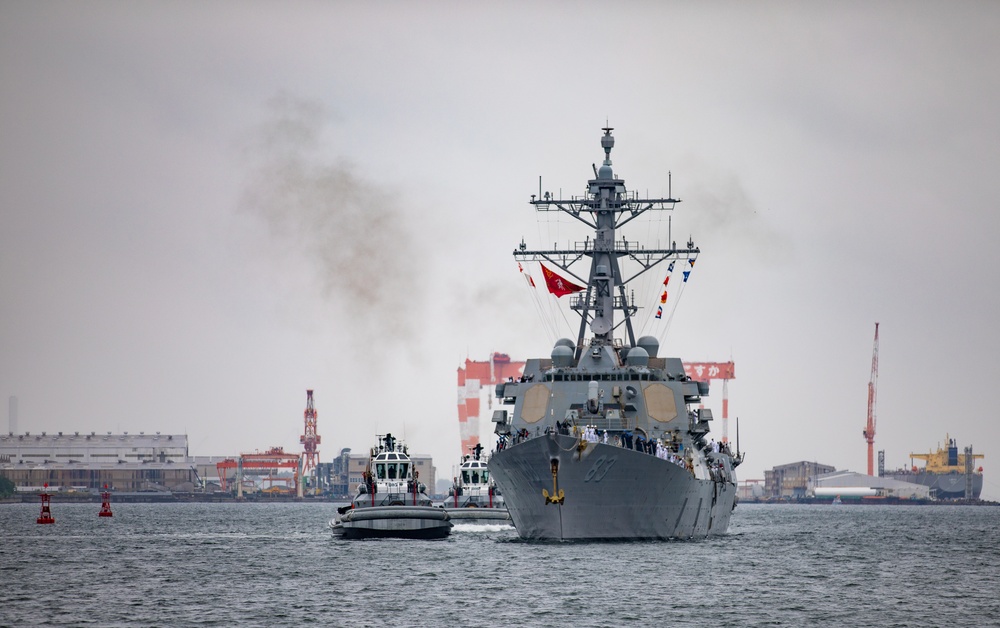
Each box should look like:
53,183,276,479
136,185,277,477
2,2,999,499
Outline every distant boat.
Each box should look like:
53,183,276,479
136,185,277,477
832,495,842,505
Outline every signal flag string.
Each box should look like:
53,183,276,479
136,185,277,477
659,257,695,339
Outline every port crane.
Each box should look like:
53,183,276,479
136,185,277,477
300,389,320,474
863,323,879,476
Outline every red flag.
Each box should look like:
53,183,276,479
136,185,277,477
540,263,585,298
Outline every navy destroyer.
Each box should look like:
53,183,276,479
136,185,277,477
488,127,742,540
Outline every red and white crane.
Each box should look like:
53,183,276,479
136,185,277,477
863,323,880,476
300,390,320,475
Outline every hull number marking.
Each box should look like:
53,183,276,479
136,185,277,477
584,456,617,483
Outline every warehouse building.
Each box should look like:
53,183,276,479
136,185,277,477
0,431,197,492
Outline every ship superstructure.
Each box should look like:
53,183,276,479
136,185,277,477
487,128,742,540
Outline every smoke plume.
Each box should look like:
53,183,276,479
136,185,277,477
239,94,425,353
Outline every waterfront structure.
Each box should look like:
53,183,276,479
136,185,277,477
0,431,197,492
764,461,837,499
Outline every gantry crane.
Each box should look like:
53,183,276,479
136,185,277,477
863,323,880,476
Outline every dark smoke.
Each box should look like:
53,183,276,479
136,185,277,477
239,94,425,352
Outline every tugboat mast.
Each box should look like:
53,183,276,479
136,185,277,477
515,127,697,360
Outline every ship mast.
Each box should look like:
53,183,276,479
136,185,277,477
514,127,695,361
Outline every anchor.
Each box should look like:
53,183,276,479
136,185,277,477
542,458,564,505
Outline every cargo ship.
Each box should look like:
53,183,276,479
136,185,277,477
887,435,984,500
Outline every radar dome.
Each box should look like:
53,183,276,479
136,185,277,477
626,346,649,367
554,338,576,351
551,345,574,368
637,336,659,358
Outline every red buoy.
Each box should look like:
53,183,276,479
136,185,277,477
98,484,113,517
37,483,55,524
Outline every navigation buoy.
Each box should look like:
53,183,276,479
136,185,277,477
98,484,113,517
36,483,55,524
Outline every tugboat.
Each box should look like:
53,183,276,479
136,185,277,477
330,433,452,539
440,443,511,523
487,127,743,540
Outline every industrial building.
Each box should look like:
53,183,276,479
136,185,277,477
1,427,442,498
761,461,934,501
0,431,197,492
764,461,837,498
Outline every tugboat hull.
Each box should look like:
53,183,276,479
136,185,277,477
441,507,511,523
331,506,453,540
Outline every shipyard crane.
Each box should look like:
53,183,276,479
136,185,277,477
300,390,320,476
863,323,879,476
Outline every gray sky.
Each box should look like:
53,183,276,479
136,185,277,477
3,2,999,499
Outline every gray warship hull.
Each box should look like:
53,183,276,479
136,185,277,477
489,434,736,540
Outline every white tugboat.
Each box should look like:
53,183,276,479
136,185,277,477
488,127,743,540
330,433,452,539
440,444,511,523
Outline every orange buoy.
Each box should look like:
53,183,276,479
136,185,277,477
36,483,55,524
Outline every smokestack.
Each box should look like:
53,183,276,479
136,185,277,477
8,396,17,434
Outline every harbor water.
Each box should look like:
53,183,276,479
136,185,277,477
2,502,998,627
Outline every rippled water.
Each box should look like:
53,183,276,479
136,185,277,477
1,501,997,627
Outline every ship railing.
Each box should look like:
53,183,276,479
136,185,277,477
566,417,631,432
